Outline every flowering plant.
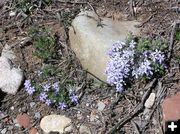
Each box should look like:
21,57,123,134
106,34,167,92
24,79,79,110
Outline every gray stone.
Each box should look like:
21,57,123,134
1,128,7,134
30,102,35,108
79,125,91,134
34,112,41,119
8,126,13,130
0,56,23,94
69,11,140,81
97,101,106,111
0,123,3,129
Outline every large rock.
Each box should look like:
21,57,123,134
69,11,140,82
0,56,23,94
40,115,72,133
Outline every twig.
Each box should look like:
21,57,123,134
129,0,135,17
168,20,180,60
87,2,103,27
56,0,87,4
131,120,140,134
136,12,156,28
141,81,167,133
107,79,156,134
85,70,110,85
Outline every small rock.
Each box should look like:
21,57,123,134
15,123,21,127
1,44,15,60
1,128,7,134
162,92,180,121
90,110,98,122
30,102,35,108
29,127,38,134
0,112,7,119
86,103,90,107
144,93,155,109
8,126,13,130
77,113,83,120
10,106,14,110
20,107,28,113
97,101,106,111
40,115,72,133
9,11,16,17
16,113,30,128
161,92,180,131
34,112,41,119
79,125,91,134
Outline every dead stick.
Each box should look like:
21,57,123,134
107,79,156,134
136,13,156,28
168,21,180,60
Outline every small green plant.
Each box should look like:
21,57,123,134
16,0,34,14
16,0,52,14
28,27,57,61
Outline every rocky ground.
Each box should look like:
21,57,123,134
0,0,180,134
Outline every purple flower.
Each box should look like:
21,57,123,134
45,99,51,106
150,49,165,64
43,83,51,92
24,80,31,89
129,40,136,49
24,80,35,95
39,92,48,102
107,41,125,58
27,86,35,95
116,83,124,92
58,102,67,110
52,82,59,93
133,59,153,78
70,94,78,104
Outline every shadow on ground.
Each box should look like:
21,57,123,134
0,90,6,106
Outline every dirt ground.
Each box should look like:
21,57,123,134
0,0,180,134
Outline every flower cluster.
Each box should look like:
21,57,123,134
24,80,35,95
106,41,135,92
106,39,166,92
23,80,79,110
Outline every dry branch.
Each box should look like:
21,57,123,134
107,79,157,134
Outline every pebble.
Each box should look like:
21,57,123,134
1,128,7,134
34,112,41,119
16,113,31,128
77,113,83,120
97,101,105,111
144,93,156,109
29,127,38,134
8,126,13,130
15,123,21,127
10,106,14,111
86,103,90,107
0,112,7,119
79,125,91,134
30,102,35,108
9,11,16,17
